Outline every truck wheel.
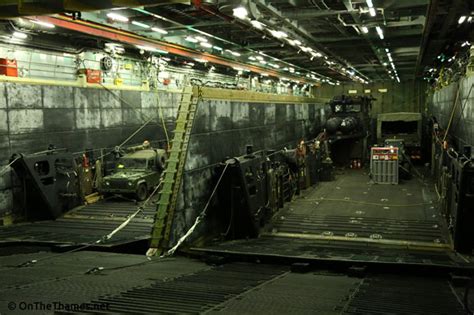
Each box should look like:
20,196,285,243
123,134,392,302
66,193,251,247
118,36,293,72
136,183,148,201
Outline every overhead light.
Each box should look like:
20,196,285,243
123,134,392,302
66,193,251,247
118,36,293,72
256,56,264,61
361,26,369,34
458,16,467,24
385,48,389,52
293,39,302,45
248,56,256,60
186,62,195,67
131,21,150,28
259,60,267,64
152,27,168,34
369,8,376,17
383,62,388,66
269,30,288,38
195,36,208,42
106,12,129,22
136,45,168,54
213,45,223,51
12,31,27,39
194,58,207,63
376,26,384,39
200,42,212,48
311,51,322,58
461,41,471,47
30,20,55,28
250,20,265,29
233,6,248,20
468,17,473,23
226,50,241,56
185,36,198,43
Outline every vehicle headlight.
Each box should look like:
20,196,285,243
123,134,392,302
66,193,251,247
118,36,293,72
105,181,110,186
128,181,133,186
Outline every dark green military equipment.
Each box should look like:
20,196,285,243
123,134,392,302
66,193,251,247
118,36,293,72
101,149,166,201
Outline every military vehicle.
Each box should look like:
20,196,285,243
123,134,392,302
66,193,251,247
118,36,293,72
101,149,166,201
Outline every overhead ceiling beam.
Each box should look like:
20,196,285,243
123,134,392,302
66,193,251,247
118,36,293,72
31,15,318,84
0,0,190,18
282,9,357,20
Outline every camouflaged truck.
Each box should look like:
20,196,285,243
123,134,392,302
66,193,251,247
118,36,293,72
101,149,166,201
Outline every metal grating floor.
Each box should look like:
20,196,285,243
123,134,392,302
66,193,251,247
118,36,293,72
0,249,467,315
193,169,460,267
61,263,287,314
343,275,465,314
0,199,156,247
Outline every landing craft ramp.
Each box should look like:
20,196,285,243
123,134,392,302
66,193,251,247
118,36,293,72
0,198,156,248
192,169,471,268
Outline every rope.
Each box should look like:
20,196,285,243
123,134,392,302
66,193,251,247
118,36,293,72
161,162,230,257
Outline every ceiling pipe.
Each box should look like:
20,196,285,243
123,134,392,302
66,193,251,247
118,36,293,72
282,9,357,20
30,14,321,85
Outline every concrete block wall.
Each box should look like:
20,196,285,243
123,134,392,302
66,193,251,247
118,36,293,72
170,99,325,244
429,75,474,148
0,83,180,216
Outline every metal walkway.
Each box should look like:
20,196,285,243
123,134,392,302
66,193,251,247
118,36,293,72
192,169,463,268
0,198,155,247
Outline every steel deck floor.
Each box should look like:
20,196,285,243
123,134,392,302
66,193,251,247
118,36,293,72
193,169,465,267
0,250,466,314
0,198,156,247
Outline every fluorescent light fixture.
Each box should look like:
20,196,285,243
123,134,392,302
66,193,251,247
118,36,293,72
131,21,150,28
396,77,400,83
213,45,223,51
186,62,195,67
200,42,212,48
385,48,389,52
233,6,248,19
194,58,207,63
366,0,373,8
226,50,241,56
136,45,168,54
195,36,208,42
248,56,257,61
311,51,322,58
269,30,288,38
369,7,376,17
250,20,265,29
256,56,264,61
185,36,198,43
468,17,473,22
259,60,267,64
361,26,369,34
152,27,168,34
458,16,467,24
31,20,55,28
106,12,129,22
271,64,280,68
12,31,27,39
376,26,384,39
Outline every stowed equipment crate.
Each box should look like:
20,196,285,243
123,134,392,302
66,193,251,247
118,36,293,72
370,147,399,184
